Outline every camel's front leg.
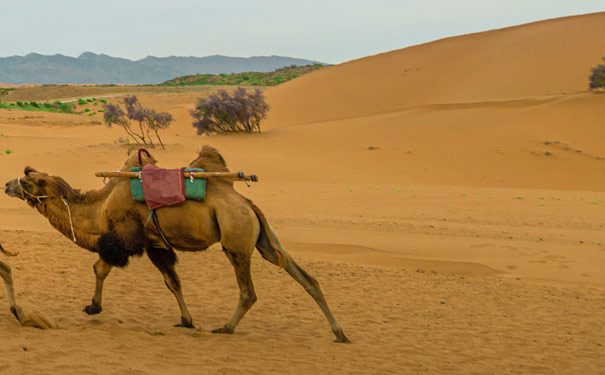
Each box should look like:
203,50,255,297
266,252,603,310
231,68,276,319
84,258,113,315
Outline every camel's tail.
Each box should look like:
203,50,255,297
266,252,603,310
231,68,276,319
249,202,289,269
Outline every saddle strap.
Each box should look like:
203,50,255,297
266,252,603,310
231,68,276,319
138,148,151,166
151,209,174,250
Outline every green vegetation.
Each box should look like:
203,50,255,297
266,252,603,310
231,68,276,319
0,100,75,114
589,57,605,89
163,64,326,87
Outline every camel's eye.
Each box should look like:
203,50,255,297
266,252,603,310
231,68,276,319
20,181,30,188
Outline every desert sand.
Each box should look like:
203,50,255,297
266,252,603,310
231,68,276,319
0,13,604,375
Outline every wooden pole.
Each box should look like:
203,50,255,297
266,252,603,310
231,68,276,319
95,171,258,182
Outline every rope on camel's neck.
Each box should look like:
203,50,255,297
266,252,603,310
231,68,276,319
61,196,77,243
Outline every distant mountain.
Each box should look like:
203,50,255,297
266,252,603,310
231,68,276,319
0,52,324,84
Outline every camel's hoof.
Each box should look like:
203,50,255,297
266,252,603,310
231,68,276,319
174,322,195,329
83,304,102,315
11,305,58,330
174,317,194,328
211,326,234,334
334,332,352,343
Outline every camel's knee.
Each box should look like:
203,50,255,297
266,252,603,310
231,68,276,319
163,275,181,293
93,258,113,279
241,290,257,308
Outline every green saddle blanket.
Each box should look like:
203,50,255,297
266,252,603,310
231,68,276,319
129,167,206,202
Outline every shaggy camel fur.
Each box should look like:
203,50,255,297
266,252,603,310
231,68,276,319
1,243,57,329
4,147,349,342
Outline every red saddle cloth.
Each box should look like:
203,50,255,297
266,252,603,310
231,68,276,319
140,164,186,210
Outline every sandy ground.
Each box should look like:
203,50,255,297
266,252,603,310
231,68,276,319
1,12,604,375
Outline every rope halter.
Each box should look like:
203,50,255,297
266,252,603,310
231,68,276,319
18,177,48,203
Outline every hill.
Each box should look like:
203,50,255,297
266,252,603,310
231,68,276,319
162,64,326,86
0,53,323,85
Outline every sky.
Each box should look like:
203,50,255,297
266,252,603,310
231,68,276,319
2,0,603,64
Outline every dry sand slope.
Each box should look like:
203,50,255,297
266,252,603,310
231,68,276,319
0,12,604,375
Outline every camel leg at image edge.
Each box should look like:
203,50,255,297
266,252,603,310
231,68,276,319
213,248,257,334
84,258,113,315
0,260,18,310
1,260,58,329
146,247,194,328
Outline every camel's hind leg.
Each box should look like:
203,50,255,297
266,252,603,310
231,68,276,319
256,227,351,343
212,247,257,334
84,258,113,315
146,246,194,328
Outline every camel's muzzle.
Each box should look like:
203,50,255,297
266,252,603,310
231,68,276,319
4,179,24,199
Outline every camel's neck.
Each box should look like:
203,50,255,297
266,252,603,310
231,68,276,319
36,189,110,251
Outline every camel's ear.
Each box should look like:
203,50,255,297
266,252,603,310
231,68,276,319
24,166,37,175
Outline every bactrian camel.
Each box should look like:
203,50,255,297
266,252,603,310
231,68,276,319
1,243,57,329
4,147,349,342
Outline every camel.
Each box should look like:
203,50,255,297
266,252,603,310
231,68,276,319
1,243,58,329
4,146,350,342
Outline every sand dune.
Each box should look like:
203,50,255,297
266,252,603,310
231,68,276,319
0,12,604,375
259,13,605,191
264,12,605,128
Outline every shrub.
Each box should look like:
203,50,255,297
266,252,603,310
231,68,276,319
16,101,23,106
190,87,269,135
52,101,74,114
78,99,87,105
589,58,605,89
30,101,39,108
0,88,15,103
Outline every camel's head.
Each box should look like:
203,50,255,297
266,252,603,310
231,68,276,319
4,167,70,206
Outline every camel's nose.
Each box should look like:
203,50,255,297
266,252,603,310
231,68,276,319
4,181,15,196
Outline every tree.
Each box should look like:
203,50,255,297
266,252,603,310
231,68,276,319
146,110,172,150
190,87,269,135
102,96,173,149
589,58,605,89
